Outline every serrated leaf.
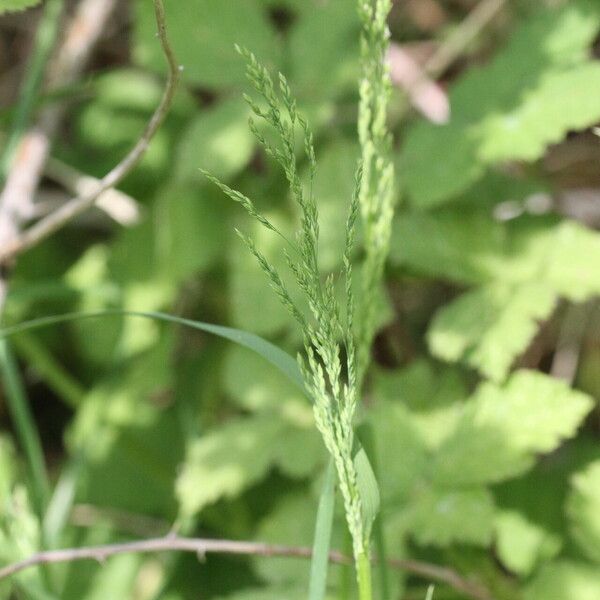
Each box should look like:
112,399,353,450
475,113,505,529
390,209,555,286
409,215,600,379
432,371,593,486
524,561,600,600
406,486,495,547
134,0,280,88
428,282,557,382
0,0,41,13
177,416,283,516
177,414,323,516
566,460,600,563
402,2,600,207
494,511,561,576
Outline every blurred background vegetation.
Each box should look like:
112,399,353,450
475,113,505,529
3,0,600,598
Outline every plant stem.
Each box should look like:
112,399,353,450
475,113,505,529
357,551,373,600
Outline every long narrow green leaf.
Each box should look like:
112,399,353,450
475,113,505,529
0,310,305,391
356,422,389,599
309,459,336,600
0,341,49,515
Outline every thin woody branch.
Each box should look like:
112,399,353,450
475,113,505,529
0,534,493,600
0,0,180,265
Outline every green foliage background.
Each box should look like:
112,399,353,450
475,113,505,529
3,0,600,598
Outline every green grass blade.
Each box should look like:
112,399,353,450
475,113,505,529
0,341,49,515
0,310,305,392
356,422,389,599
309,459,336,600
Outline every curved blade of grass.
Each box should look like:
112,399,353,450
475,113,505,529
0,310,305,392
0,341,49,515
309,459,336,600
1,308,381,598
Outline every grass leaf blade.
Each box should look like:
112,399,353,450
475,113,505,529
0,310,305,392
308,459,336,600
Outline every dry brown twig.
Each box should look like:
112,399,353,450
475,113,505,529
0,534,493,600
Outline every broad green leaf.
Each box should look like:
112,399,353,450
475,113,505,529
406,486,495,547
73,69,191,181
134,0,280,88
432,371,593,486
428,282,557,382
372,361,466,449
404,215,600,379
254,492,341,587
79,554,143,600
63,245,122,365
566,460,600,563
175,98,254,182
494,511,561,576
155,183,228,282
391,209,556,286
288,0,359,101
0,0,40,13
177,414,322,516
229,212,301,336
223,345,306,413
402,2,600,207
365,401,428,504
524,561,600,600
308,461,336,600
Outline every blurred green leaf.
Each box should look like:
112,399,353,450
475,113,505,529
288,0,359,101
432,371,593,486
155,183,228,282
134,0,280,88
177,414,322,517
494,511,561,576
175,98,255,182
524,561,600,600
567,460,600,563
406,486,495,547
0,0,41,13
428,282,557,382
402,1,600,207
